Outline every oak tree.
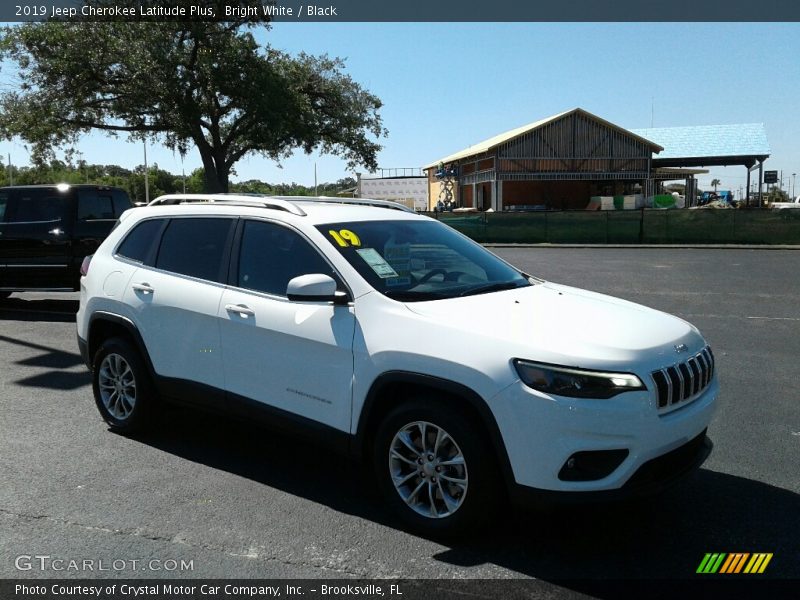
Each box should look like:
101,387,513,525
0,10,385,192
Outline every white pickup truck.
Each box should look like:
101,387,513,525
770,197,800,209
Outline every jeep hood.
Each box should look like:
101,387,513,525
403,282,704,369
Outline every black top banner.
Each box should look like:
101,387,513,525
4,0,800,22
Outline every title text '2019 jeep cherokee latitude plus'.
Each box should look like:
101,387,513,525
76,194,717,534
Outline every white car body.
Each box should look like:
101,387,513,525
770,197,800,209
77,195,717,512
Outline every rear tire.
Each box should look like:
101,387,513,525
92,337,155,433
373,396,499,536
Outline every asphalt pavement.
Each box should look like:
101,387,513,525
0,248,798,594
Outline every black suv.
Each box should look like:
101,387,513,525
0,184,132,297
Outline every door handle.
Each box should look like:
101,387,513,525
132,282,154,294
225,303,255,317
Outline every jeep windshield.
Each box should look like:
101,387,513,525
316,219,532,301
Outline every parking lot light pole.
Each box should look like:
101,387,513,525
143,139,149,204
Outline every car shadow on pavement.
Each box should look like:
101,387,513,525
132,407,800,583
0,333,89,390
0,297,79,323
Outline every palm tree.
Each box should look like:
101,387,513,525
711,178,721,192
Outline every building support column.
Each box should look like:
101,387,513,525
746,167,751,206
497,180,503,211
471,182,476,209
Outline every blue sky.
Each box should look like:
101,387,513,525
3,22,799,194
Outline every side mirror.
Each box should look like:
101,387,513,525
286,274,348,304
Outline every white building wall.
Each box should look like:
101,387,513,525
358,177,428,211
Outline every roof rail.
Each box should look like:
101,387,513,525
148,194,307,216
271,195,416,213
148,194,416,215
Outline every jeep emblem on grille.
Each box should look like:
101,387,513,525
674,344,688,353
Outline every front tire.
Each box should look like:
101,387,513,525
373,398,498,535
92,337,155,433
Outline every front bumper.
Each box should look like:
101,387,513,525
490,376,718,495
510,430,712,505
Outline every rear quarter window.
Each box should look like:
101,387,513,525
112,190,133,216
77,190,115,220
116,219,166,263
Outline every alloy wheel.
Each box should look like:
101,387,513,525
388,420,468,518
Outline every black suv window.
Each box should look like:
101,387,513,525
8,189,66,223
156,218,233,282
237,220,337,297
117,219,165,263
0,192,8,221
112,190,133,216
77,190,116,220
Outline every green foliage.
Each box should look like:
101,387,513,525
0,6,385,192
0,161,356,202
766,187,789,204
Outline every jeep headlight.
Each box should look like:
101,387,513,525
513,359,646,399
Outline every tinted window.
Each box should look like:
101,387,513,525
78,190,115,220
237,220,337,296
156,218,233,282
117,219,165,263
8,189,67,223
0,192,8,221
112,190,133,216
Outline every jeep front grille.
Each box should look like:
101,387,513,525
652,346,714,410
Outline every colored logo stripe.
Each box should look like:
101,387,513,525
720,553,749,573
744,553,773,574
697,553,726,573
697,553,773,574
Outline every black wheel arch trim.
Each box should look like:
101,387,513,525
87,311,158,382
355,370,516,489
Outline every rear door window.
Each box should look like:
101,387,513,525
155,218,234,283
7,189,67,223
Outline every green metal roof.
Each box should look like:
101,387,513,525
630,123,770,159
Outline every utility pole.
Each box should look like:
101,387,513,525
7,154,11,185
314,162,318,196
143,140,149,204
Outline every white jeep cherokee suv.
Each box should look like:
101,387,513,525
77,194,718,534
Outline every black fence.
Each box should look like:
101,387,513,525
426,209,800,245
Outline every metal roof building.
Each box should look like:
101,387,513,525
424,108,665,211
425,110,771,210
631,124,770,204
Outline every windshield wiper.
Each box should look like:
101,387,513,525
457,281,528,297
384,290,450,301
